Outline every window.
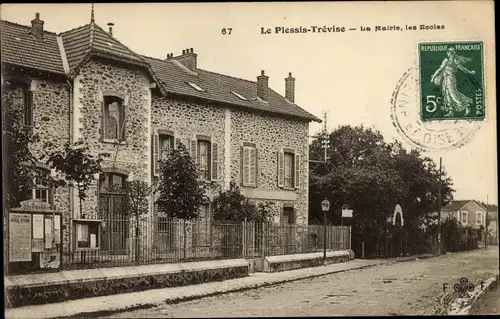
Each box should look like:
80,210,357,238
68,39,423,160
277,149,300,189
10,84,32,127
461,211,468,223
476,211,483,225
102,96,125,141
197,140,211,180
242,146,257,186
284,152,295,188
159,134,174,160
231,91,248,101
31,169,50,203
187,82,205,92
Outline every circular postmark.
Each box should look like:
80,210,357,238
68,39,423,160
390,67,482,152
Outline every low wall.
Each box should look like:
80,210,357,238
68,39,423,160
4,259,249,308
260,250,352,273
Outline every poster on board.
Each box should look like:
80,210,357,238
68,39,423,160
9,213,32,262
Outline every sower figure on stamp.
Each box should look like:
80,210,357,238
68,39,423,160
430,47,476,117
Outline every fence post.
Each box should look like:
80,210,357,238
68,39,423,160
349,226,352,251
242,218,247,258
362,241,365,259
261,222,266,258
252,221,256,259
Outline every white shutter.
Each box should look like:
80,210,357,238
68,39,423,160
190,139,197,162
243,147,250,185
277,150,284,187
211,142,219,181
249,148,257,185
294,153,300,189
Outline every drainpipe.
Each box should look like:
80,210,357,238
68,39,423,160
67,79,74,258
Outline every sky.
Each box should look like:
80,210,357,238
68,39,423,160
1,2,497,205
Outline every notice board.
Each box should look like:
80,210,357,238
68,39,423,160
9,213,32,262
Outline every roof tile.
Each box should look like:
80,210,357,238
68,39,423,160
0,20,65,74
1,18,320,122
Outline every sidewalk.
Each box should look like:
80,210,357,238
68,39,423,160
5,254,434,319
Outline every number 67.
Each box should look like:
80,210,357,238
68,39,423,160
425,95,441,113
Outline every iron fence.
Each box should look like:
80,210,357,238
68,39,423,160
62,218,351,270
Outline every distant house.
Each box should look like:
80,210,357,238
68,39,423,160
486,211,498,245
425,200,488,230
440,200,488,230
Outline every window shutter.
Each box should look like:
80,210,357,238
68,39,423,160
211,142,219,181
26,90,34,127
175,137,181,150
249,148,257,186
153,133,160,176
190,139,197,162
101,100,106,138
294,154,300,189
242,147,250,185
255,148,259,187
277,150,284,187
119,103,126,141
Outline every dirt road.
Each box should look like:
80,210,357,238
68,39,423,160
105,247,499,317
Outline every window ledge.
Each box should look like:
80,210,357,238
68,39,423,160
101,139,127,145
242,184,257,189
282,187,296,191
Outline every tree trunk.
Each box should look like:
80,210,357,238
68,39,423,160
183,219,187,259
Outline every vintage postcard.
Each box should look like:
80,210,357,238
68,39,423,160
2,1,497,317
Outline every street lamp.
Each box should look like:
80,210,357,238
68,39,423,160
321,199,330,263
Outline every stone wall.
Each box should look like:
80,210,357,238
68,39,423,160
3,77,72,249
76,58,152,218
231,108,309,224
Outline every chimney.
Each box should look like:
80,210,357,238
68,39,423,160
31,13,44,40
172,48,197,71
257,70,269,101
285,72,295,103
107,22,115,36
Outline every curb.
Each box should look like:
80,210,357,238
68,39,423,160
54,254,436,318
448,276,498,316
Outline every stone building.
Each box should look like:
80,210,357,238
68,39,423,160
1,12,320,256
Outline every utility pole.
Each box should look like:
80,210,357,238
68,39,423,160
309,110,330,165
437,157,442,255
485,194,488,249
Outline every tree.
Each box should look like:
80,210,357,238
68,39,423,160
309,125,455,256
156,142,209,219
2,93,40,209
156,142,209,259
117,180,151,262
42,141,108,218
212,181,275,222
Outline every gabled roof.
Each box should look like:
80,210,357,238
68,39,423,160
442,200,486,212
60,22,165,94
1,15,319,123
0,20,65,74
144,56,320,122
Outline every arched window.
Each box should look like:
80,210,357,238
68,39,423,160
102,96,125,141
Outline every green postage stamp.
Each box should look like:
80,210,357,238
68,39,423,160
419,41,484,121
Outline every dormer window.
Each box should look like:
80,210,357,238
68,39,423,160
187,82,205,92
231,91,248,101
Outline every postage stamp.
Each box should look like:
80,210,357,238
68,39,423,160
419,41,485,122
391,67,482,152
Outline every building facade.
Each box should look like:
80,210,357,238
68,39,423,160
440,200,488,230
1,13,320,255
